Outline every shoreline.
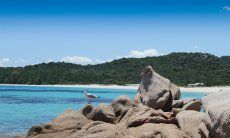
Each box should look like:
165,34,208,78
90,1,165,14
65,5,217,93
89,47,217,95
0,84,139,90
180,86,230,93
1,84,230,93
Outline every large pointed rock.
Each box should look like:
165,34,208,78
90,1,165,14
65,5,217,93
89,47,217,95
202,91,230,138
134,66,180,111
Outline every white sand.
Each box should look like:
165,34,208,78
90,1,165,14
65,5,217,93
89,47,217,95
1,84,230,93
180,86,230,93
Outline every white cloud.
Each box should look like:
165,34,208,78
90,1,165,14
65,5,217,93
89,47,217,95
94,59,106,64
223,6,230,11
61,56,94,65
127,49,160,58
46,59,54,63
194,46,199,49
61,49,161,65
0,58,11,67
61,56,114,65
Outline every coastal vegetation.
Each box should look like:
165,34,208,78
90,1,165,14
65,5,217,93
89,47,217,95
0,52,229,86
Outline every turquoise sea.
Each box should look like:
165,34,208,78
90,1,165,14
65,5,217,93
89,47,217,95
0,85,206,136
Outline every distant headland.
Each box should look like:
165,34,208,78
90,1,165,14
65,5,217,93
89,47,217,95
0,52,229,86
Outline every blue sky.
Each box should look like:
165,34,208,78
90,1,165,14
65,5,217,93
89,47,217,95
0,0,230,67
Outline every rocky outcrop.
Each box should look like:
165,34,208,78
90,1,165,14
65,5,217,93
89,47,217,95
170,83,181,100
182,99,202,111
27,108,92,138
176,110,210,138
82,104,94,118
111,95,132,123
202,91,230,138
28,65,230,138
172,99,202,112
88,103,115,124
134,66,181,111
73,121,134,138
126,106,176,128
128,123,189,138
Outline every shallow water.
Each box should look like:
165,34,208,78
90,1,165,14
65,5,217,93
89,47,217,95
0,85,206,136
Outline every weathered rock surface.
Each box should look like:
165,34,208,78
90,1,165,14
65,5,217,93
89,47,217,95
128,123,190,138
111,95,132,123
27,108,92,138
172,100,184,109
134,66,180,111
126,106,176,128
170,83,181,100
202,91,230,138
118,104,148,125
73,121,134,138
182,99,202,111
88,103,115,124
176,110,210,138
82,104,94,118
172,99,202,112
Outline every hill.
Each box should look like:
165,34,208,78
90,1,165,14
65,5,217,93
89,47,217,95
0,52,229,86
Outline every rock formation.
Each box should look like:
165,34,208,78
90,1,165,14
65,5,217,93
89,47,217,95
27,109,92,138
73,121,133,138
176,110,210,138
27,65,230,138
202,91,230,138
128,123,189,138
88,104,115,123
134,66,180,111
111,95,132,123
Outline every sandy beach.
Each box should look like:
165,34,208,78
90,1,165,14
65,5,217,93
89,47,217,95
1,84,230,94
180,86,230,93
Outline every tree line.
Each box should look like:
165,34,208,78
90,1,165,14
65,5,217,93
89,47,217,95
0,52,229,86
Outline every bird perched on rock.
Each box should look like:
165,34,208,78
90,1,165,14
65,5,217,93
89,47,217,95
82,90,99,103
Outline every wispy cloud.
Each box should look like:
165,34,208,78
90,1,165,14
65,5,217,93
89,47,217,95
194,46,199,49
46,59,54,63
1,49,162,66
0,58,10,67
61,56,94,65
127,49,160,58
223,6,230,11
61,56,109,65
61,49,161,65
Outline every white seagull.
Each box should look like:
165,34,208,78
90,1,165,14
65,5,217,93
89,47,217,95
82,90,99,103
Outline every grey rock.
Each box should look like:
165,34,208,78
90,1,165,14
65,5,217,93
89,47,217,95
172,100,184,109
111,95,132,123
182,100,202,111
176,110,210,138
27,108,92,138
128,123,190,138
202,91,230,138
135,65,178,111
170,83,181,100
125,105,176,128
88,104,115,124
74,121,134,138
82,104,94,118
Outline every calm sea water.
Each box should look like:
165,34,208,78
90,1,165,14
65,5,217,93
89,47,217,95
0,85,206,136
